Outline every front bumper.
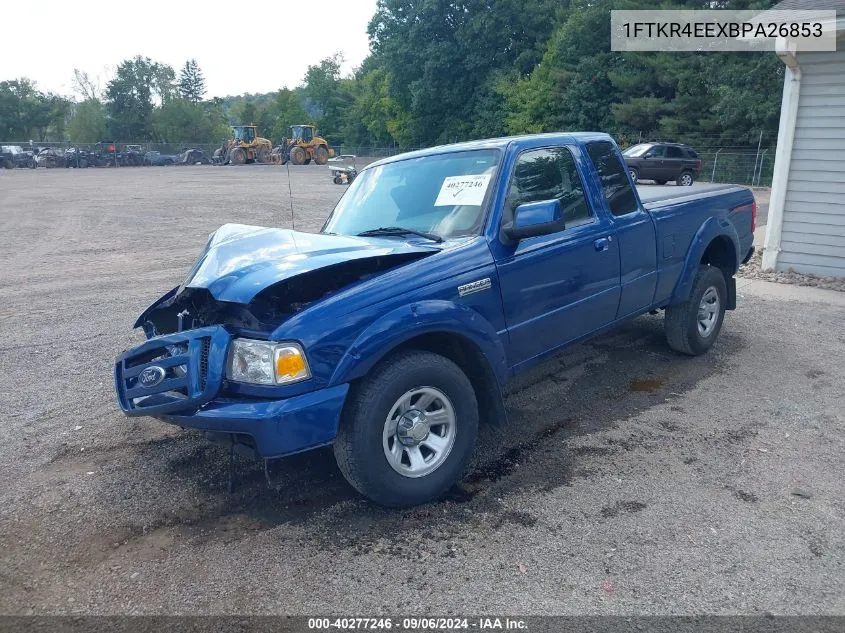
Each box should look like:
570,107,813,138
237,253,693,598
114,325,348,458
160,384,349,458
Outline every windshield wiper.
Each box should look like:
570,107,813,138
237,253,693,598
356,226,443,243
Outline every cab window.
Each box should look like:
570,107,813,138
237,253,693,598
504,147,592,229
586,141,638,217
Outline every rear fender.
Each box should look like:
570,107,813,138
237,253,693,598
330,300,509,389
670,217,740,305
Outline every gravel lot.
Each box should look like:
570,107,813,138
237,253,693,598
0,166,842,615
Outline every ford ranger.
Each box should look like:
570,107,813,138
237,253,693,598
114,132,756,507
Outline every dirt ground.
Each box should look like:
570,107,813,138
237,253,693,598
0,165,842,615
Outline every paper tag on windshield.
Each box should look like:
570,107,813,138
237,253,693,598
434,174,491,206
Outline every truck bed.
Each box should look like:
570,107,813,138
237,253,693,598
637,183,747,209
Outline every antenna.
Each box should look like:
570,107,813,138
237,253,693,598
285,159,295,231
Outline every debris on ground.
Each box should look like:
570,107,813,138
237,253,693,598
738,249,845,292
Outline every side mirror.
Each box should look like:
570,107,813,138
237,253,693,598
502,199,563,242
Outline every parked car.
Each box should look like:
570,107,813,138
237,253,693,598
114,132,755,508
143,151,180,166
178,148,211,165
123,144,146,166
35,147,67,168
1,145,37,169
64,147,91,168
622,142,701,186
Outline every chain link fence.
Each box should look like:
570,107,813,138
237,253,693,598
3,138,776,186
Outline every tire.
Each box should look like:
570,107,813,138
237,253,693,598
665,265,727,356
256,148,270,164
4,160,13,170
289,146,306,165
333,175,343,184
229,148,246,166
655,179,667,185
333,350,479,508
629,167,639,183
315,146,329,165
28,159,36,169
677,171,694,186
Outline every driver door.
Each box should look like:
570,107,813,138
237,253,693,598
639,145,665,180
494,146,621,369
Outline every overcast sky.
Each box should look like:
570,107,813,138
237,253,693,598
1,0,377,98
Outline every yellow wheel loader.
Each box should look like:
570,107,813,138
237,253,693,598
275,125,334,165
224,125,274,165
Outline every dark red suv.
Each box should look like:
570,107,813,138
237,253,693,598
622,142,702,186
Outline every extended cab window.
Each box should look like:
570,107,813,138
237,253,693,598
586,141,638,217
505,147,592,229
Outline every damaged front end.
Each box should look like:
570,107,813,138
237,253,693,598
114,224,439,457
135,253,430,339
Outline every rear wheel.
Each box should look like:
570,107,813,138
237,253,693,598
678,171,694,186
315,146,329,165
289,146,306,165
229,148,246,165
665,265,727,356
333,350,478,508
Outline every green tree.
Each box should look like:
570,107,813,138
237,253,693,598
302,53,353,144
368,0,559,146
67,99,108,142
179,60,206,104
152,98,228,142
0,78,70,140
269,88,312,143
105,56,175,139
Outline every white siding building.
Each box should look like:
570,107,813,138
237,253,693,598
762,1,845,277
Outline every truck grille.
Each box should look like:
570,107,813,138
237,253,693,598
199,337,211,390
114,326,229,417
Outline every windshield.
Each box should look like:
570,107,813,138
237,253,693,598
622,143,653,157
322,149,500,240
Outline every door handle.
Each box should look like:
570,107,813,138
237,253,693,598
594,236,612,252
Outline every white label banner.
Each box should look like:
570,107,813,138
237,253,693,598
434,174,491,207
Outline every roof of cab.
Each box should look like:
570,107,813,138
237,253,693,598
365,132,615,169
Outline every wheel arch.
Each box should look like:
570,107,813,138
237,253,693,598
670,218,740,306
330,302,509,427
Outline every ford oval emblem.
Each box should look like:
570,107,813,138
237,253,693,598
138,366,166,389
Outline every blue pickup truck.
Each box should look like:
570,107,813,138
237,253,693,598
114,132,755,507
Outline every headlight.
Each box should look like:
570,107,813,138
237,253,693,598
227,339,310,385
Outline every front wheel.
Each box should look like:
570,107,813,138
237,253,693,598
229,148,246,165
664,265,727,356
629,167,639,183
333,350,478,507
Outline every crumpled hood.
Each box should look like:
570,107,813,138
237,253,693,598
179,223,439,304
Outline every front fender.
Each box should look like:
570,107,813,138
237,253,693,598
329,300,508,387
670,217,740,305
